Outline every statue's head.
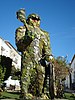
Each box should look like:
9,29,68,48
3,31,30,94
26,13,41,27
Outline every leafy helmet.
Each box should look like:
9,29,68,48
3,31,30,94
26,13,41,27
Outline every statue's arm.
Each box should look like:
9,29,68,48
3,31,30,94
15,26,35,52
15,26,26,52
15,9,35,52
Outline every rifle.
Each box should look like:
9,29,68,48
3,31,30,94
16,8,28,28
39,55,54,99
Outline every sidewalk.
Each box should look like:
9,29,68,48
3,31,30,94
64,88,75,96
64,89,75,93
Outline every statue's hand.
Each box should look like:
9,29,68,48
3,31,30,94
49,55,54,64
45,54,54,65
16,8,26,25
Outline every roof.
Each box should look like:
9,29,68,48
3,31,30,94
5,41,21,56
70,54,75,65
0,37,21,56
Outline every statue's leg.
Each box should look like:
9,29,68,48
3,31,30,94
20,58,32,99
21,67,30,99
36,65,45,96
28,64,45,97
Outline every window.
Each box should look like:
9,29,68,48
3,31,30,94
1,46,5,55
1,46,5,51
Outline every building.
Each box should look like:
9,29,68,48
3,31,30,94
70,54,75,89
0,37,21,70
0,37,10,57
5,41,21,69
65,54,75,89
65,74,70,89
0,37,21,91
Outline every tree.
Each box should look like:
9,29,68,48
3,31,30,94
53,56,69,97
54,56,69,80
0,55,12,90
11,65,21,80
0,65,6,87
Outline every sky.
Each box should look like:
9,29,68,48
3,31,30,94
0,0,75,63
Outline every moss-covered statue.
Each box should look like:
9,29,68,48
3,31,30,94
15,9,52,99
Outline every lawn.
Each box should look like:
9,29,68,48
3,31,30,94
0,91,20,99
63,92,75,100
0,91,75,100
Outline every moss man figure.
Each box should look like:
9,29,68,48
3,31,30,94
15,9,52,99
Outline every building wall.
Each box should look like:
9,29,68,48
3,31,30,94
10,48,21,69
0,38,2,55
65,55,75,89
0,37,10,57
65,74,70,88
71,57,75,84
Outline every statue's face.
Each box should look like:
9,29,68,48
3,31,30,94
27,14,40,27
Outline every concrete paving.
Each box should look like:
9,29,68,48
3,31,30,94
0,99,68,100
0,99,16,100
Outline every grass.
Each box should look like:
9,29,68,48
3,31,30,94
0,91,20,99
0,91,75,100
63,92,75,100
